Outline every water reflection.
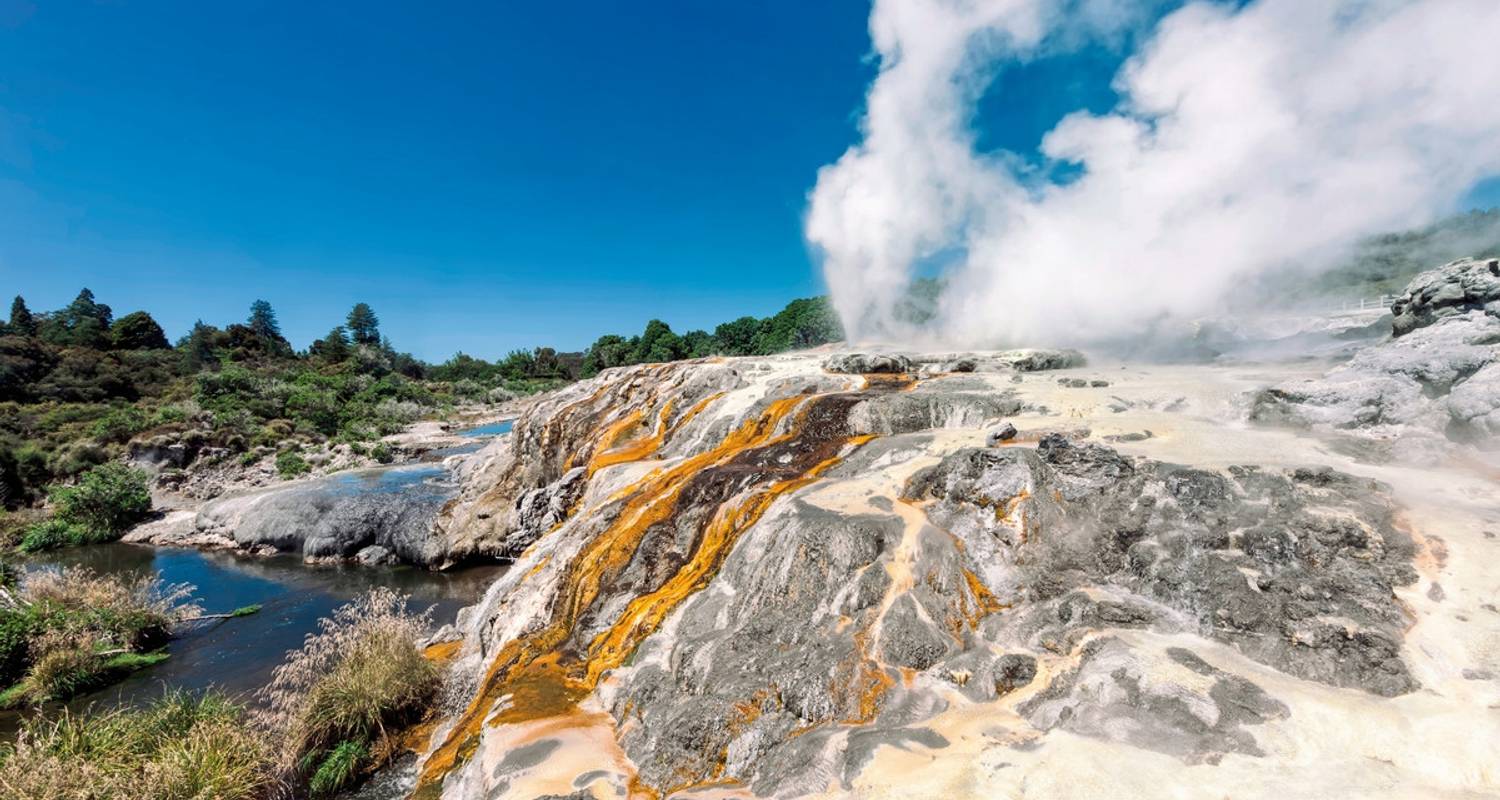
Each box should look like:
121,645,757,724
15,543,503,713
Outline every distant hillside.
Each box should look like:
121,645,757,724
1243,209,1500,309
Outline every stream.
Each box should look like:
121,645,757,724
4,419,515,727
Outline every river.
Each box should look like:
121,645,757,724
5,419,514,725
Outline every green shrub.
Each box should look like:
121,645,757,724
370,442,394,464
0,690,273,800
0,568,198,700
88,405,148,443
48,462,151,538
18,518,98,552
276,450,309,479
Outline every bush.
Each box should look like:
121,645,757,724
0,690,273,800
275,451,309,479
48,462,151,538
370,442,394,464
17,518,98,553
260,589,437,793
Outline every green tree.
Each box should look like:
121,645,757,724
712,316,760,356
681,329,716,359
109,311,170,350
346,303,380,346
8,297,36,337
581,334,635,376
499,349,536,381
39,288,113,348
634,319,684,363
247,300,282,342
178,320,222,371
531,347,562,378
310,326,351,363
752,297,842,354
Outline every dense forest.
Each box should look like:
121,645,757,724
0,289,842,515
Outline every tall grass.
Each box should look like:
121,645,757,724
259,588,439,796
0,689,273,800
0,567,199,705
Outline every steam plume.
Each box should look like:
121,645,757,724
807,0,1500,347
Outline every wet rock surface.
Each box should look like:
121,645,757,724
406,350,1450,800
907,435,1418,695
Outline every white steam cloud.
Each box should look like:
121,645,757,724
807,0,1500,347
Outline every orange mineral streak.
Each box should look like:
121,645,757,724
422,639,464,664
586,391,726,479
862,373,917,391
585,446,853,685
416,394,862,792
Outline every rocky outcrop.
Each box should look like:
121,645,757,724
907,436,1418,696
1390,257,1500,336
1251,258,1500,459
133,464,461,565
409,351,1433,800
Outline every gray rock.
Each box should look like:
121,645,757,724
907,438,1419,696
987,423,1018,445
195,464,456,565
1391,257,1500,336
823,353,914,374
1019,637,1288,763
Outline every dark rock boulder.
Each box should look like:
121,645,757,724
1391,257,1500,336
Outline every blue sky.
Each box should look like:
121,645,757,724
2,1,1497,360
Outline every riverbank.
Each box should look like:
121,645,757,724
120,413,517,567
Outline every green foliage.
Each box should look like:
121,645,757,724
110,310,171,350
38,288,114,349
262,589,439,795
18,518,100,553
48,462,152,539
370,442,394,464
308,739,367,798
276,450,310,479
635,318,686,363
247,299,283,343
751,296,842,354
7,297,35,337
89,404,149,443
0,690,273,800
346,303,380,346
713,315,761,356
178,319,222,371
310,325,351,362
0,567,196,703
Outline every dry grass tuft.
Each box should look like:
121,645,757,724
259,588,438,795
0,690,273,800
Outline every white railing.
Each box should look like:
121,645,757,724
1337,294,1396,313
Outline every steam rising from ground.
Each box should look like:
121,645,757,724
807,0,1500,347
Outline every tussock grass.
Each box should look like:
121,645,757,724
0,567,198,705
260,588,438,794
0,689,273,800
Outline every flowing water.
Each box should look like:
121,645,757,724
10,544,505,720
4,420,517,727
